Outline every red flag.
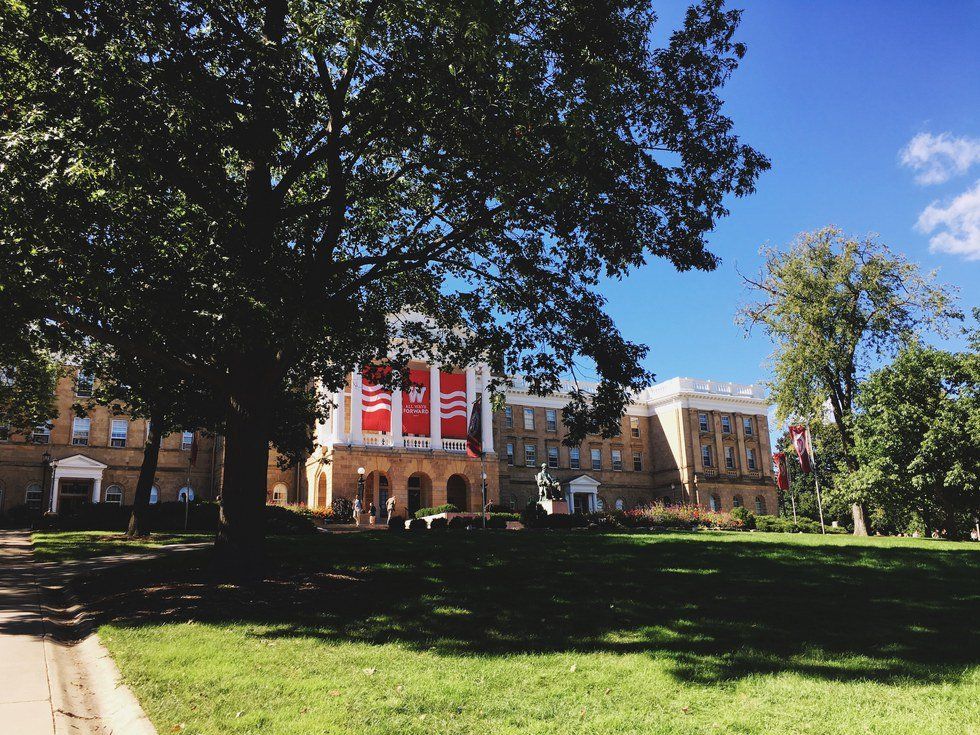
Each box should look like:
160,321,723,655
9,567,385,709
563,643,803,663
401,368,430,435
189,433,198,466
466,393,482,458
362,367,392,432
440,371,468,439
788,425,813,474
772,452,789,491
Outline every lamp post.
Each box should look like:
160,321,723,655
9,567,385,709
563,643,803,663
481,471,488,529
356,466,365,505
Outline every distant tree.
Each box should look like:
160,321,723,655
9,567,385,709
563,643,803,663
1,0,768,564
848,344,979,538
739,228,960,535
0,350,61,441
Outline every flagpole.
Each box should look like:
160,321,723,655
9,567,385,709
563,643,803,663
788,470,798,524
807,424,826,534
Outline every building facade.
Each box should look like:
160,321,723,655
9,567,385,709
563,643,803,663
0,367,777,519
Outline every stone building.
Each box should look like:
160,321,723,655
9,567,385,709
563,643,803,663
0,366,777,518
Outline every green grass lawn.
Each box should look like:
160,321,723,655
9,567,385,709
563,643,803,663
31,530,211,562
56,529,980,734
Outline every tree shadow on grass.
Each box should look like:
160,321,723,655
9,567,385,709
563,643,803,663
72,531,980,685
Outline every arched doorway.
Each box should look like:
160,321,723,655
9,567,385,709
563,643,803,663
446,474,469,511
407,472,432,515
363,471,390,513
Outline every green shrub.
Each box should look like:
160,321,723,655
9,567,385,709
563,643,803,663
387,515,405,532
413,504,460,519
627,503,744,530
332,497,353,522
730,506,755,529
428,517,448,531
408,518,428,531
521,501,547,528
448,516,472,530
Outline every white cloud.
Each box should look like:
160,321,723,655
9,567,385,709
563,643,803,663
915,179,980,260
900,132,980,185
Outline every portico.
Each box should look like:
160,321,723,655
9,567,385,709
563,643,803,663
48,454,108,513
565,475,601,514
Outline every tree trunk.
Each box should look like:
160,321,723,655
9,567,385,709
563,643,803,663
127,416,162,538
851,503,869,536
214,395,271,574
939,489,959,539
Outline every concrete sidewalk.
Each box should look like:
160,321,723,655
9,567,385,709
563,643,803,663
0,530,56,735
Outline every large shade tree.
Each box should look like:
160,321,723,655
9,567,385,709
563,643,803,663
1,0,768,563
738,228,959,535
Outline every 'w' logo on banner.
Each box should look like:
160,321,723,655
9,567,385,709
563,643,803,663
407,385,427,403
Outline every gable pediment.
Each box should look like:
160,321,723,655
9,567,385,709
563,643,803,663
50,453,108,470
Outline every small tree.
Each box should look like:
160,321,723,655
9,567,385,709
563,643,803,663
739,228,960,535
848,344,980,538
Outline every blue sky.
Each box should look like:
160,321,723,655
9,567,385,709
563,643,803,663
601,1,980,388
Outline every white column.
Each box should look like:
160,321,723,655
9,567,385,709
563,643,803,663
350,373,363,445
465,366,476,433
91,477,102,503
391,388,403,447
330,389,345,445
479,365,494,454
429,364,442,450
50,473,60,513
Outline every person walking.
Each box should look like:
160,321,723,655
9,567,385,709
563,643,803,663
353,497,362,524
368,502,377,525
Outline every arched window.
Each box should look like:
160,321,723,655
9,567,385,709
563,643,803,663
104,484,123,505
733,495,743,508
614,498,625,511
754,496,767,514
178,486,195,502
25,482,43,511
710,494,721,512
595,497,605,511
271,483,288,505
149,485,160,504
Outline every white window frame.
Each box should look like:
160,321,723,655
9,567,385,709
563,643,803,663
181,430,194,451
721,415,732,434
701,444,712,467
75,371,94,397
524,443,537,467
149,485,160,504
743,417,754,436
545,409,557,432
32,423,51,444
523,408,535,430
110,419,128,448
26,482,43,511
104,484,124,505
630,416,640,438
506,442,514,465
611,449,623,471
747,448,757,470
71,417,90,446
272,483,287,505
590,448,602,471
614,498,625,511
632,451,642,472
698,413,709,432
725,445,735,469
178,485,195,502
504,406,513,428
547,445,559,468
569,447,580,470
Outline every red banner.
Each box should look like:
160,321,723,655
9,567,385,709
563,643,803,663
773,452,790,491
361,368,392,432
466,394,483,457
788,425,812,474
440,371,468,438
402,368,431,435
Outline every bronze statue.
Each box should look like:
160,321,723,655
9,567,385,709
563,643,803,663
535,463,562,501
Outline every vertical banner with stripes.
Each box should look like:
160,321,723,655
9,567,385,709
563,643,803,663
439,372,468,438
361,368,392,432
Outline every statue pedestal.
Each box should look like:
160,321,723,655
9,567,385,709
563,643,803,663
538,499,569,515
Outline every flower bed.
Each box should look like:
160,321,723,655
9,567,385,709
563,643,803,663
625,502,745,531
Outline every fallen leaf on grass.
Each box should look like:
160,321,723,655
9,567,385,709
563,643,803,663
569,664,577,672
329,690,341,697
363,667,376,675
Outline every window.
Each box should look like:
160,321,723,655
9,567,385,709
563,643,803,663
630,416,640,438
754,496,767,514
721,415,732,434
701,444,712,467
547,445,559,468
504,406,513,428
523,408,535,430
26,482,43,511
590,448,602,470
32,423,51,444
71,417,90,446
733,495,743,508
506,442,514,465
614,498,625,511
524,443,537,467
272,483,287,505
698,413,709,432
545,409,557,432
178,485,195,502
632,452,642,472
569,447,580,470
710,494,721,512
743,417,754,436
747,448,757,470
181,430,194,451
611,449,623,471
110,419,128,448
596,497,605,511
725,446,735,469
104,484,123,505
75,371,93,397
149,485,159,504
